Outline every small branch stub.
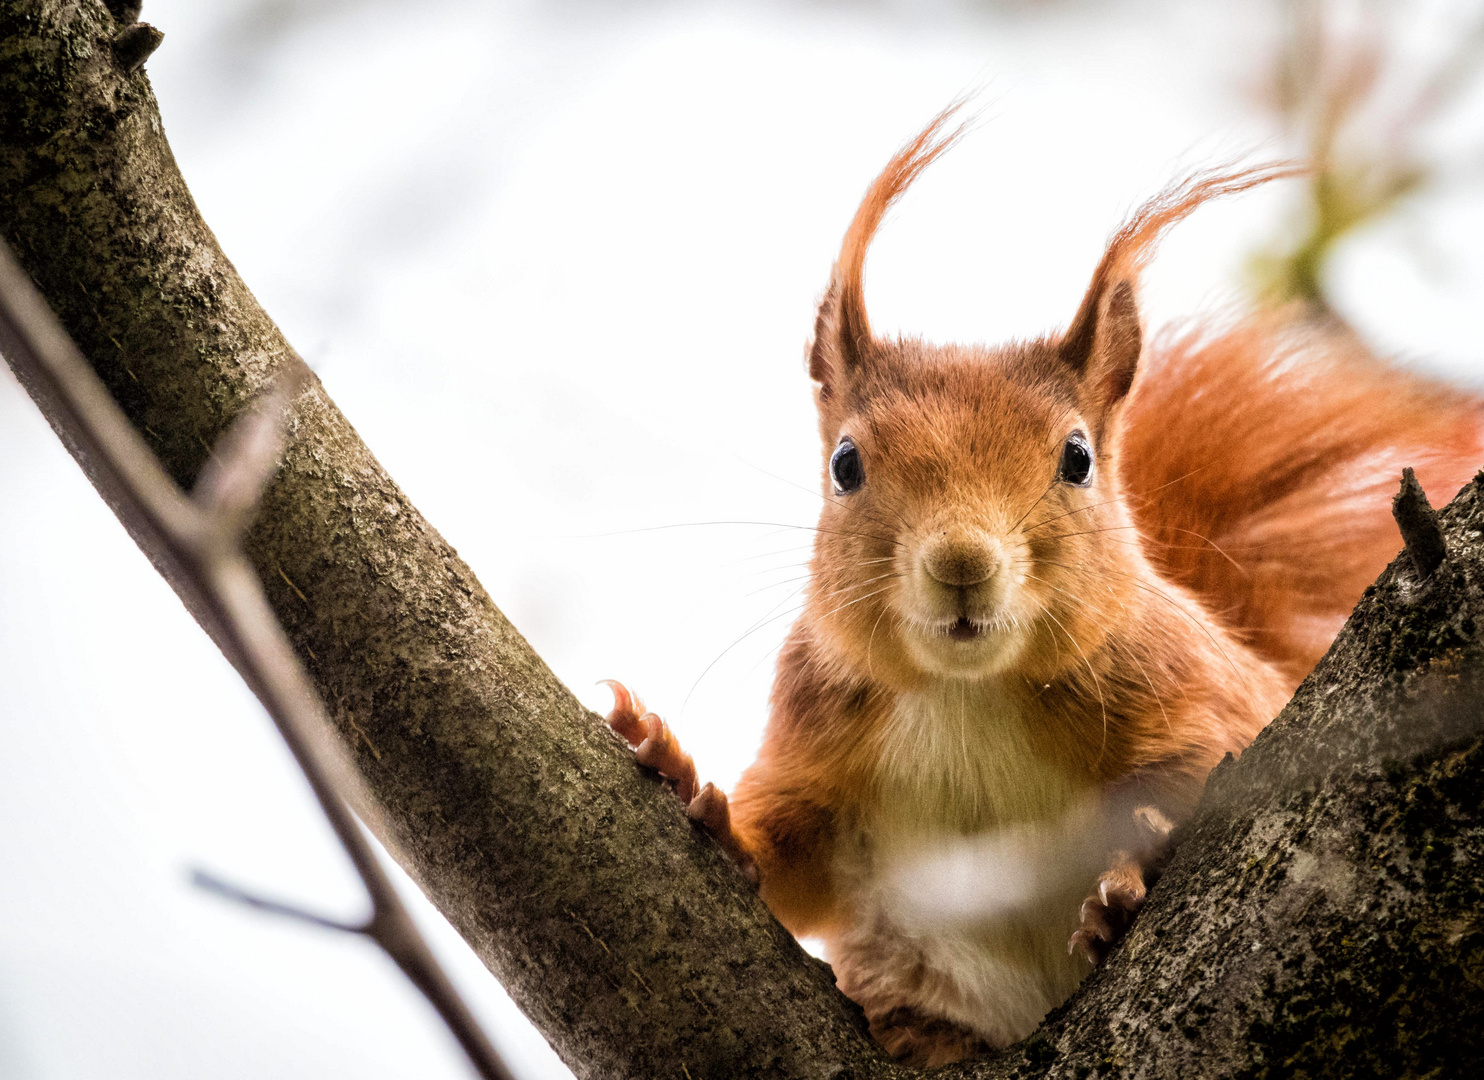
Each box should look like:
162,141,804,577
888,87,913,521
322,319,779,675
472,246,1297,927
113,23,164,74
1392,466,1446,578
104,0,144,23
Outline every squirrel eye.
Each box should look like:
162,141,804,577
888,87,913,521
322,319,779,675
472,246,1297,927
1058,431,1094,487
830,436,865,495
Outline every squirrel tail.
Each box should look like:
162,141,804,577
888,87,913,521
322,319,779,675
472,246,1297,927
1120,311,1484,688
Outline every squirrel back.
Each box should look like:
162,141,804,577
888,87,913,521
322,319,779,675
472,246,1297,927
1122,317,1484,687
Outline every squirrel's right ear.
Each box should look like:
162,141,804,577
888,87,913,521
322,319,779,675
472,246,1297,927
807,267,869,401
810,104,972,403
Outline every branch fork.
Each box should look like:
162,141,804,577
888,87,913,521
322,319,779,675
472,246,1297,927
0,243,514,1080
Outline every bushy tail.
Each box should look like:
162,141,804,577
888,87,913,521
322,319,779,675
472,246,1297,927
1120,311,1484,688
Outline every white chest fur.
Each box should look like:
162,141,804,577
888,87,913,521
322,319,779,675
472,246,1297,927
871,679,1079,837
826,678,1095,1047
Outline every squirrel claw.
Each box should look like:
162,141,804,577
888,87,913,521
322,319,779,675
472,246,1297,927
1067,927,1106,965
600,680,756,883
601,679,648,746
689,783,759,883
635,712,700,804
1069,859,1147,966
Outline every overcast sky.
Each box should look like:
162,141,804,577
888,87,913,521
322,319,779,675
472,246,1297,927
2,2,1480,1077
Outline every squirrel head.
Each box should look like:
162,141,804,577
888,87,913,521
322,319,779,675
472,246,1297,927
802,105,1292,688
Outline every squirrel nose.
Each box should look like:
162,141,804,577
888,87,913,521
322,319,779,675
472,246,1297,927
922,534,1002,588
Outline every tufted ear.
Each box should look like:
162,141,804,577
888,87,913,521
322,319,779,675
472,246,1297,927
1061,275,1143,419
809,103,971,403
1059,162,1300,421
807,268,859,402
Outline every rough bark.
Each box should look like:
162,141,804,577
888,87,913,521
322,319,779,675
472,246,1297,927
0,4,879,1078
1,3,1481,1079
989,484,1484,1079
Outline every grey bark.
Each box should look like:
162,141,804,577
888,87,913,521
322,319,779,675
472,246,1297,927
0,4,875,1079
1,3,1481,1079
0,246,516,1080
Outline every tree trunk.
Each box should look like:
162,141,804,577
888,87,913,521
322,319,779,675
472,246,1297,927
1,3,1480,1078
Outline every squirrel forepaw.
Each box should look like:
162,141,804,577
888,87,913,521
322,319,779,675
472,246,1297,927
601,680,756,882
1068,803,1175,964
688,783,759,883
602,680,697,800
599,679,648,745
1068,859,1147,966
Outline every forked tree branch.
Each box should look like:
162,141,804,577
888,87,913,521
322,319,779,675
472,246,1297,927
0,4,872,1078
0,242,515,1080
3,3,1484,1079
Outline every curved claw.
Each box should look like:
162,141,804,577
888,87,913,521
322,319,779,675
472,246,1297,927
635,712,700,804
1132,804,1174,841
1068,858,1149,966
1068,927,1107,965
1078,895,1116,942
689,783,759,883
600,679,647,746
596,680,759,886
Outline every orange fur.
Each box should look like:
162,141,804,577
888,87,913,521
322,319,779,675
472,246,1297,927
1123,314,1484,685
817,102,971,383
609,105,1484,1065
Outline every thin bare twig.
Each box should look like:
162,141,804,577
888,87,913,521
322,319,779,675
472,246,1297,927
190,867,368,934
0,240,516,1080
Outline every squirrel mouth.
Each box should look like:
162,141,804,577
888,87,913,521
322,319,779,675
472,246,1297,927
946,617,980,642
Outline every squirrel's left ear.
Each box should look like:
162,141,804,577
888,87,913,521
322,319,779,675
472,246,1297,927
1059,274,1142,419
1057,162,1300,422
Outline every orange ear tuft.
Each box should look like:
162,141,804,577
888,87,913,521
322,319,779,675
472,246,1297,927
1060,161,1303,410
809,101,974,393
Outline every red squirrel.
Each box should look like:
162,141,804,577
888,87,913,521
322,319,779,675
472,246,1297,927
603,106,1484,1065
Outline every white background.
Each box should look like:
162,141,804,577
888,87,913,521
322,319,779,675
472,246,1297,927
1,1,1480,1077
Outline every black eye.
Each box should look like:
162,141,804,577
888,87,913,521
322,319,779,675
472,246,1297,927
1058,431,1093,487
830,436,865,495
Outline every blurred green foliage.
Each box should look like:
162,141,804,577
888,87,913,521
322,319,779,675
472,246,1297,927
1251,0,1484,315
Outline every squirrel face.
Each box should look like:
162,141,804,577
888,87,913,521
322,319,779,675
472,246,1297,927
807,339,1139,686
796,105,1291,691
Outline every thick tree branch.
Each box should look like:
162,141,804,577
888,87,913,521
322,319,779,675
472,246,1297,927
2,3,1482,1079
0,4,877,1078
0,241,514,1080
